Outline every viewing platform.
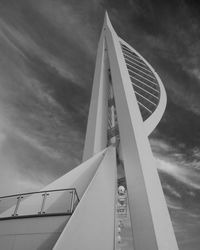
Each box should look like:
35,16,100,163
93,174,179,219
0,188,79,220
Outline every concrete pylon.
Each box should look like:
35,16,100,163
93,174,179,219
53,146,117,250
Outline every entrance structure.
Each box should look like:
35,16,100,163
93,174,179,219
0,13,179,250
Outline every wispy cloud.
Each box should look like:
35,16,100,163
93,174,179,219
0,1,97,194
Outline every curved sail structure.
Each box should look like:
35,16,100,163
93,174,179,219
119,38,167,135
121,42,161,121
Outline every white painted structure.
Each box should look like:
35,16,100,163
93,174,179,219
0,13,179,250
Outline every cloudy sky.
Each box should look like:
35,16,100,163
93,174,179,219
0,0,200,249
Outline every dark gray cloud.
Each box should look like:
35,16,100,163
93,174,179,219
0,0,94,193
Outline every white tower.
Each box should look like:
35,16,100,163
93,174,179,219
0,13,179,250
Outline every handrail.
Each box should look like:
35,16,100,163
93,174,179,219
0,213,73,221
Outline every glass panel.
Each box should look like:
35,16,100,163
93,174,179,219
44,190,73,214
16,193,42,216
0,196,18,215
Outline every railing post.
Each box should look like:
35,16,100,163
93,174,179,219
12,195,23,216
70,190,76,213
38,192,49,214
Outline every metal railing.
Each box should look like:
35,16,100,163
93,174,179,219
0,188,79,220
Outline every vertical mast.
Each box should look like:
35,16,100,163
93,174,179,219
82,18,109,161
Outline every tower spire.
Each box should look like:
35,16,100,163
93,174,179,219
82,14,179,250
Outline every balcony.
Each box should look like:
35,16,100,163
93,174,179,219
0,188,79,220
